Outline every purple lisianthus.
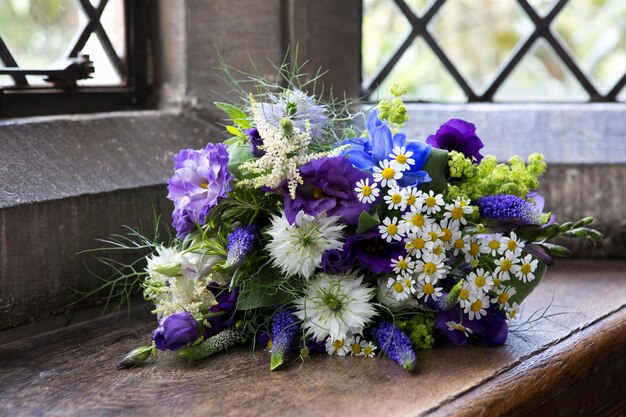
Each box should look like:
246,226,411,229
426,119,484,163
167,143,233,239
434,305,508,347
245,128,265,157
343,229,405,274
152,312,200,351
370,320,416,371
204,283,238,338
284,156,374,224
321,249,351,274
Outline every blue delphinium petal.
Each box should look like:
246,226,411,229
371,320,416,371
371,124,394,163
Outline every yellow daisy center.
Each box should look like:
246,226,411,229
363,346,373,355
423,283,435,295
423,262,437,275
429,231,439,241
507,240,518,251
498,292,510,304
413,237,425,249
471,300,483,312
475,275,486,287
411,213,425,227
521,263,532,274
451,207,465,220
469,242,480,256
393,282,404,293
441,228,452,242
391,193,402,204
397,260,408,270
509,309,517,319
489,240,501,250
361,185,372,196
382,167,395,180
453,323,466,331
352,343,362,354
500,259,512,272
493,278,502,287
459,289,470,300
433,245,443,256
406,194,417,206
333,339,344,349
425,196,437,207
387,224,398,235
396,153,407,164
454,239,465,249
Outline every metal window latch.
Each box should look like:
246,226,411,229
0,52,94,87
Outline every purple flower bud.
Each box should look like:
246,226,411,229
246,128,265,157
426,119,484,163
321,249,351,274
152,312,200,351
204,283,239,338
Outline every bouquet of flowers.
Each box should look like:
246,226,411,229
113,70,602,372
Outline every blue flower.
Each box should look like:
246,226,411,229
225,226,257,268
477,193,549,227
371,320,416,371
152,312,200,351
269,308,299,370
341,110,432,187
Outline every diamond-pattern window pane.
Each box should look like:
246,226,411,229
362,0,626,102
0,0,126,87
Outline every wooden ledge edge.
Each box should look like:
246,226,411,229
424,306,626,417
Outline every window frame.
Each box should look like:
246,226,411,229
0,0,152,119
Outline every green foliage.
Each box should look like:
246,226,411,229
236,266,298,310
419,148,449,194
377,83,409,129
214,102,251,130
226,141,255,180
396,312,436,350
207,187,281,228
357,210,380,233
508,253,547,304
446,153,547,202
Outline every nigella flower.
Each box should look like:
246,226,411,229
284,156,375,225
225,226,257,268
294,273,377,342
167,143,233,238
266,210,345,279
426,119,484,163
256,89,329,140
269,308,299,370
152,312,200,351
341,110,432,187
477,193,548,227
370,320,416,371
245,128,265,157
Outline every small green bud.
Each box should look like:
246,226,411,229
279,117,294,136
300,346,310,358
153,263,182,277
541,243,571,257
573,217,594,228
390,83,408,97
117,345,153,369
558,222,573,232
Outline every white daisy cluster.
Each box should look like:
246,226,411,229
239,94,344,199
325,335,377,357
144,245,220,319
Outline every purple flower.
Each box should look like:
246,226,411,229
246,128,265,157
284,156,374,224
167,143,233,238
321,249,351,274
371,320,416,371
270,308,299,370
426,119,484,163
477,193,548,227
434,305,508,347
343,230,405,274
225,226,257,268
204,284,238,338
152,312,200,351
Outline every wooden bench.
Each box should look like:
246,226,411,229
1,259,625,416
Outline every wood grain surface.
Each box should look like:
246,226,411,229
0,260,625,417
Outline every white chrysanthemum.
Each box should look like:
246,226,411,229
326,337,350,356
403,186,424,212
347,335,368,356
502,232,524,258
294,273,377,341
376,277,421,312
416,276,443,302
443,196,473,227
463,236,482,265
379,216,404,242
438,218,460,250
446,321,474,337
384,186,406,210
494,254,519,281
512,254,539,283
389,146,416,172
266,210,344,279
404,230,431,258
457,281,475,308
391,255,415,276
354,178,379,204
464,293,490,320
467,268,494,293
491,286,517,309
507,302,522,321
400,210,434,234
387,277,411,301
480,234,505,257
373,159,402,188
415,252,449,282
420,190,445,215
451,233,470,256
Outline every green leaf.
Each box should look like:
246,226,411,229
236,268,295,310
419,148,449,194
227,142,255,180
214,102,251,129
508,253,548,305
226,125,244,137
356,210,380,233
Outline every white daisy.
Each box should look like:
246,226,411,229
446,321,474,337
402,186,424,212
443,196,473,227
400,210,434,234
391,255,415,276
415,252,449,282
348,335,367,356
467,268,494,293
481,234,505,257
387,277,411,301
465,293,490,320
379,216,404,242
373,159,402,188
420,190,445,215
451,233,470,256
354,178,380,204
294,273,377,342
362,341,377,357
404,231,430,258
457,281,475,308
401,275,417,294
438,218,459,250
266,210,344,279
491,286,517,309
507,302,522,321
389,146,415,172
326,337,350,356
494,254,519,281
416,276,443,302
463,236,482,265
384,186,406,211
512,254,539,283
503,232,524,258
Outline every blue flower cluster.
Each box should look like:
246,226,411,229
477,194,544,225
371,321,416,371
226,226,257,268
